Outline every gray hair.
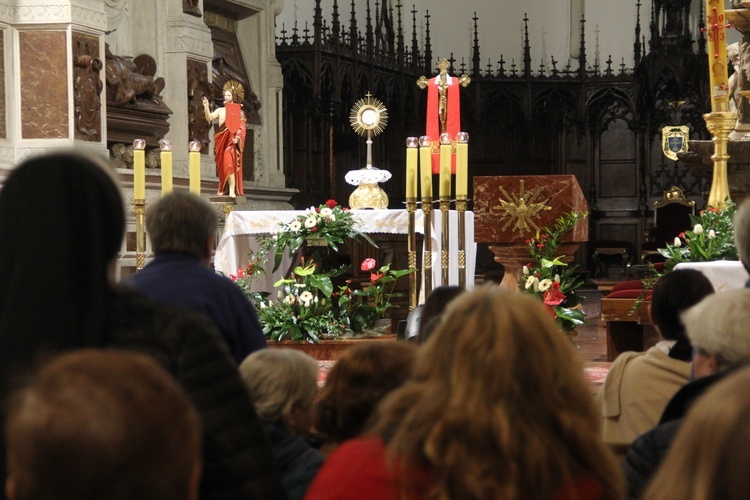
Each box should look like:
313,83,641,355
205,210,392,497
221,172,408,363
239,348,319,426
735,199,750,269
145,191,217,259
683,289,750,371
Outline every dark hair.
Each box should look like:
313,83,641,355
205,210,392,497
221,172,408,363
146,191,217,259
650,269,714,361
314,341,416,443
5,349,201,500
417,286,464,344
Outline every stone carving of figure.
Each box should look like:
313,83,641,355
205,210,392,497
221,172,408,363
203,82,247,198
105,46,165,106
73,54,103,142
728,42,741,115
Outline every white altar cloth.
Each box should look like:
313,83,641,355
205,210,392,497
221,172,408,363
673,261,748,292
214,209,476,300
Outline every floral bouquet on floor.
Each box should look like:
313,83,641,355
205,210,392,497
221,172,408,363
658,200,738,270
519,211,588,334
261,199,376,271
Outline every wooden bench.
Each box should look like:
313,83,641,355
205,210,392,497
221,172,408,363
600,297,660,361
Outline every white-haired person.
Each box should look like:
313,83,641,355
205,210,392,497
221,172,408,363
624,288,750,498
239,348,324,500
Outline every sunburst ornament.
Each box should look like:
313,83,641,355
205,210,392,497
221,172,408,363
350,92,388,137
222,80,245,103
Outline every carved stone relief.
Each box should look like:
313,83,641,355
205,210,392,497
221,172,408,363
187,59,212,153
183,0,201,17
73,32,102,142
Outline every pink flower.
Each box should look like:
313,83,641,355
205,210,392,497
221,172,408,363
543,288,566,306
361,258,377,271
325,199,338,208
370,272,384,283
236,268,246,278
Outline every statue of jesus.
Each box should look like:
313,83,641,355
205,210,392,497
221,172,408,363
203,80,246,198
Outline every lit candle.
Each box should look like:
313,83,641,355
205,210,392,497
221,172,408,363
419,136,432,199
456,132,469,198
159,139,173,195
189,140,201,195
439,133,452,198
405,137,418,199
133,138,146,200
706,0,730,112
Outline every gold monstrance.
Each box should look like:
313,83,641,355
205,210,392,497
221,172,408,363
345,93,391,209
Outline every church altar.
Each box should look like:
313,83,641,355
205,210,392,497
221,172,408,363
673,261,749,292
214,209,476,298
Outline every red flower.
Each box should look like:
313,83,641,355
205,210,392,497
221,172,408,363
536,243,544,248
552,281,560,290
325,199,338,208
236,268,246,278
544,288,566,306
229,274,237,281
312,227,318,232
370,272,384,283
244,263,255,275
361,258,377,271
525,239,531,244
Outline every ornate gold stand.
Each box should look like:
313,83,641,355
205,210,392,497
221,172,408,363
704,111,737,208
406,197,418,310
134,199,146,270
439,197,450,285
421,198,433,297
456,196,468,289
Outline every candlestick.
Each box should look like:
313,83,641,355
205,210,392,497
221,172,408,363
419,136,432,199
439,133,452,198
189,140,201,195
456,132,469,198
133,138,146,200
406,196,418,311
159,139,173,195
406,137,418,199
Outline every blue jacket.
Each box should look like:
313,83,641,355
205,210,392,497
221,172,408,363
125,253,266,363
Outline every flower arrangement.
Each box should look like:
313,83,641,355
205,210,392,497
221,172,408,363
261,199,375,270
519,211,588,334
658,200,738,269
356,258,413,319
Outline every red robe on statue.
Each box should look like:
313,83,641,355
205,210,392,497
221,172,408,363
214,102,246,196
426,75,461,174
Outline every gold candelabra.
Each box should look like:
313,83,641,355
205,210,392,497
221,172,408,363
406,197,418,310
134,199,146,270
704,111,736,209
456,197,468,289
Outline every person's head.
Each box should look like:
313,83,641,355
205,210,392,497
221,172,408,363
145,191,217,262
650,269,714,361
373,286,622,499
684,288,750,378
239,348,319,435
0,151,126,398
5,349,202,500
415,286,464,344
314,341,416,443
643,367,750,500
734,199,750,272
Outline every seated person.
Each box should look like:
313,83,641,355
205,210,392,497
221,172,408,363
411,286,464,344
313,341,416,451
624,288,750,498
239,348,323,500
596,269,714,446
5,349,201,500
306,288,623,499
642,367,750,500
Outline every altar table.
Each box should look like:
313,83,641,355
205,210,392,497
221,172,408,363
214,209,476,300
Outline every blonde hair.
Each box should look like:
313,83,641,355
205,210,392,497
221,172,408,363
372,286,622,499
643,367,750,500
239,348,319,428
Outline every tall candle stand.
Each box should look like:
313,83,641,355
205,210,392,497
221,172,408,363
421,198,433,297
134,199,146,270
406,197,418,310
455,196,468,289
439,196,450,286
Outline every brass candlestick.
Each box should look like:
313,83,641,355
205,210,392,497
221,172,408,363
421,198,433,297
406,197,418,310
704,111,736,208
456,196,468,289
439,197,450,286
134,199,146,270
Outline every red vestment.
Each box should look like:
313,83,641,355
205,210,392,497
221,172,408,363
426,75,461,174
214,102,246,196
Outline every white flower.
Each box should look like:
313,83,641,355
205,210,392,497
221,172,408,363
320,298,326,306
304,216,318,229
329,214,336,222
283,294,296,305
554,274,560,283
290,220,302,232
708,229,716,239
277,290,284,300
522,266,530,275
538,279,553,292
259,302,266,309
525,276,537,290
320,207,332,217
272,235,278,241
299,291,314,306
693,223,703,235
674,237,682,247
